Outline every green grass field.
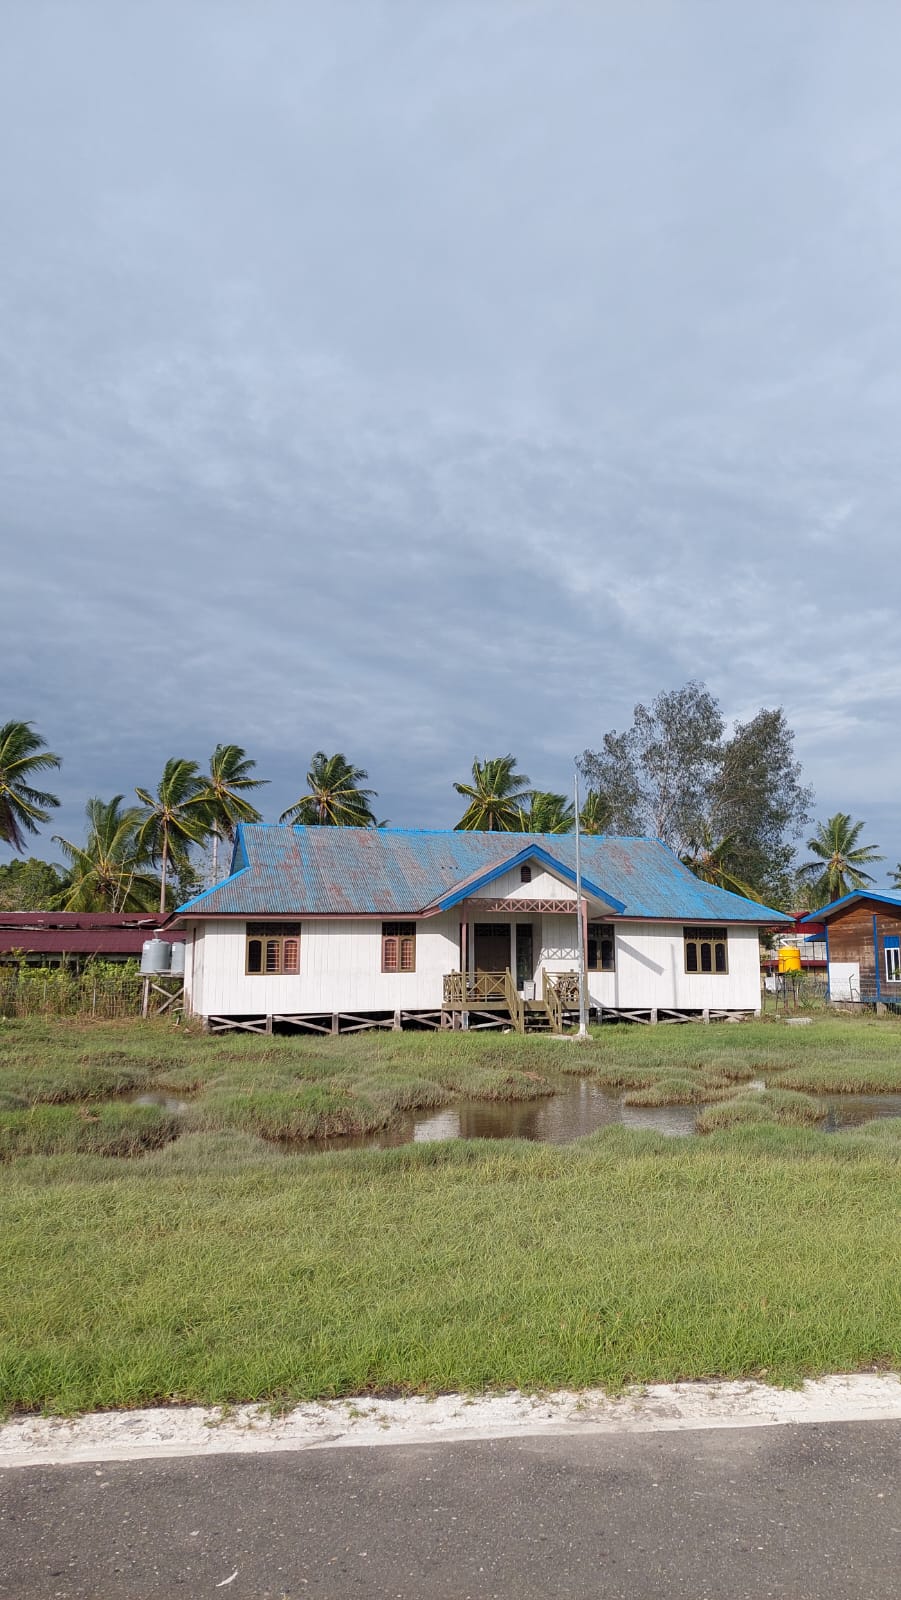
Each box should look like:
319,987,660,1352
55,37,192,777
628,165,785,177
1,1013,899,1415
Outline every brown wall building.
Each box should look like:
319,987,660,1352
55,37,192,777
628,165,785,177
802,892,901,1005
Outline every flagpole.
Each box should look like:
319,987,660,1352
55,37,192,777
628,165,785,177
574,771,589,1039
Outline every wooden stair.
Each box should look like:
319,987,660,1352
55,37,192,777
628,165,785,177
522,998,555,1033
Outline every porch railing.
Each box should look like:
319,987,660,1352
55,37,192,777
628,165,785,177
443,971,509,1005
543,970,581,1033
503,968,525,1033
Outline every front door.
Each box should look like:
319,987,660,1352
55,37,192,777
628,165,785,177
473,923,511,973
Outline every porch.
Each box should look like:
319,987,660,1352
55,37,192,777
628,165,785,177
441,969,581,1033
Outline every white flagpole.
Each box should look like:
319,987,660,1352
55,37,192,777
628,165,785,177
574,771,589,1039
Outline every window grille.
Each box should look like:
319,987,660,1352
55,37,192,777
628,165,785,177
245,923,301,975
382,922,416,973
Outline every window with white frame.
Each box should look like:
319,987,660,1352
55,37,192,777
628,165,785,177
885,937,901,983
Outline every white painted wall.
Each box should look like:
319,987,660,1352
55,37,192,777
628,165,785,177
471,864,576,901
188,915,460,1017
185,915,763,1017
828,961,859,1001
535,919,759,1012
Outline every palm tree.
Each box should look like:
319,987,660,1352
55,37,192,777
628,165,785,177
200,744,268,880
279,752,378,827
517,791,575,833
0,720,61,852
135,758,210,912
54,796,159,912
681,823,761,900
453,756,532,832
891,864,901,892
798,812,884,905
579,789,613,836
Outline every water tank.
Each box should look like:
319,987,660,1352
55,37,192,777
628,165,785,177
141,938,172,976
169,941,186,977
777,947,802,974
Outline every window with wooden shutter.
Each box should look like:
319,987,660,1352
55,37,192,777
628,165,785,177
382,921,416,973
245,923,301,975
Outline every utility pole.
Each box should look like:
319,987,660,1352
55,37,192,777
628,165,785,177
574,771,589,1039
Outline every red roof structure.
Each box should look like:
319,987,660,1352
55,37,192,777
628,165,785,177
0,912,184,961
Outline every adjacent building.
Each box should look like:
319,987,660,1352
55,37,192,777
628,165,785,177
801,890,901,1005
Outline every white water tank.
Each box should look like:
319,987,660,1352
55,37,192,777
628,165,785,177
140,938,172,976
169,942,185,977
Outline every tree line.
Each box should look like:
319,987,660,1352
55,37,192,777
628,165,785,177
0,687,892,914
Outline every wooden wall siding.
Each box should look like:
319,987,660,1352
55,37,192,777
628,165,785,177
186,916,764,1018
826,902,901,996
471,865,576,902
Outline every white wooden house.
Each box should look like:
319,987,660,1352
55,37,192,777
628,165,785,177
173,826,789,1032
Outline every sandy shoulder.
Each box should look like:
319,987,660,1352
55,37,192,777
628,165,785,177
1,1373,899,1469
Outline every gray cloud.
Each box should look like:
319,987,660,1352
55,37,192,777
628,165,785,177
2,2,899,879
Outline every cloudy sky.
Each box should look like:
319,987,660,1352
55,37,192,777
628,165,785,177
3,2,899,878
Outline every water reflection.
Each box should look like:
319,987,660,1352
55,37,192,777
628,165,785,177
305,1078,901,1155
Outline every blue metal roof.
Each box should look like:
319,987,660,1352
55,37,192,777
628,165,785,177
800,890,901,924
176,827,790,923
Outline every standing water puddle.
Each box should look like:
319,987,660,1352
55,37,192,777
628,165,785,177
305,1079,901,1155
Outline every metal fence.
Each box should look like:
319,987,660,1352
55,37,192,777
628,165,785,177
0,962,145,1019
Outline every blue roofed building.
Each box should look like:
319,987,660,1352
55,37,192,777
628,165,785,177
801,890,901,1007
173,826,790,1032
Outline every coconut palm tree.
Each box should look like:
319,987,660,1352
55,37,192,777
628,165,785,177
0,720,61,851
798,812,884,906
200,744,268,879
453,756,532,832
517,791,575,833
135,758,210,912
579,789,613,836
279,752,378,827
54,796,159,912
680,823,761,900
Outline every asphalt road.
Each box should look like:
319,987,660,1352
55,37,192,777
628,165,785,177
1,1421,899,1599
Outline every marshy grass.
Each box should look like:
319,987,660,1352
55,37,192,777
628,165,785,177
2,1012,900,1153
623,1071,734,1107
0,1102,181,1159
696,1088,825,1134
1,1127,899,1414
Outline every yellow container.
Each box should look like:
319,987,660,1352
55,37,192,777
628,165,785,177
778,947,802,974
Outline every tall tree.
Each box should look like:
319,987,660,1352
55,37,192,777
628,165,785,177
135,759,210,912
454,756,532,831
0,720,61,852
579,789,613,836
710,707,812,904
579,683,724,850
580,685,812,901
279,752,378,827
0,856,68,911
54,797,160,912
200,744,268,879
517,791,575,833
797,813,884,906
680,824,761,900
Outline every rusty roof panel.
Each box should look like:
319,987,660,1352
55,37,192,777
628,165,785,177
175,827,789,924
